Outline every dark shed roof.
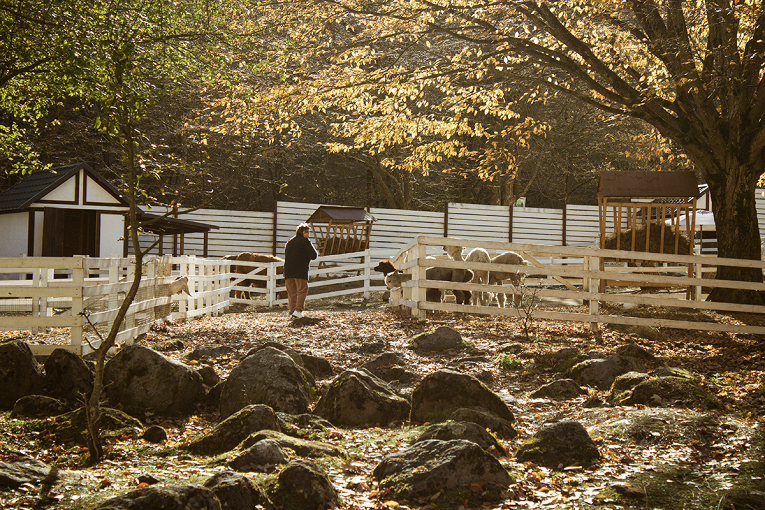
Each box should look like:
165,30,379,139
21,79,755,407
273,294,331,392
597,171,700,199
307,206,375,224
137,210,218,235
0,162,128,212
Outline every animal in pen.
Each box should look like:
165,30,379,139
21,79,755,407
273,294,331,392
224,252,285,300
444,245,492,306
489,251,529,307
373,260,473,303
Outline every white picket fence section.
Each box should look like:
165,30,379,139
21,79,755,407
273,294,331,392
135,194,765,262
388,236,765,335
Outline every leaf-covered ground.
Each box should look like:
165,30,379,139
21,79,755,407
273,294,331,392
1,293,764,510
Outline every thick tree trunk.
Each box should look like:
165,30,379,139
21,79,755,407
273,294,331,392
706,164,764,304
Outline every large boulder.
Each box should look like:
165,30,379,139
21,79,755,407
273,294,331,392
48,407,143,444
410,369,514,424
616,376,723,409
104,345,203,416
408,326,463,352
10,395,69,418
312,369,411,428
203,471,268,510
0,458,58,489
230,439,289,472
515,420,601,469
240,430,347,459
43,348,94,403
185,404,280,455
415,421,507,456
0,340,44,409
569,355,645,390
449,407,518,439
219,347,313,418
372,439,512,502
267,460,341,510
93,485,221,510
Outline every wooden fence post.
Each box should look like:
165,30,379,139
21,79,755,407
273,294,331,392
363,250,371,299
71,256,84,353
411,240,427,320
588,255,599,332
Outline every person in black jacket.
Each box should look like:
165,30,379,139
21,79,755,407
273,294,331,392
284,223,318,318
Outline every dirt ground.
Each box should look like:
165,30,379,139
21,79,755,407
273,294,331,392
1,292,764,509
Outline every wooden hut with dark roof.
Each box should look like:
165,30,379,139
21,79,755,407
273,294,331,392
597,171,700,255
0,162,218,258
306,205,375,256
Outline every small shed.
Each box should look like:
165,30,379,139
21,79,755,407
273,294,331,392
597,171,700,255
306,206,375,256
0,162,218,258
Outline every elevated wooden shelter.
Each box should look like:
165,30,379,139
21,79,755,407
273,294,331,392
307,206,375,256
597,171,700,255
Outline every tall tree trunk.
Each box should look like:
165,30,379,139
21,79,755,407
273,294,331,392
706,162,764,304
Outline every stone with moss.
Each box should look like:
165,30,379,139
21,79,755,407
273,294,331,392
372,439,512,502
10,395,70,419
267,460,341,510
93,485,221,509
415,421,507,456
408,326,464,352
42,407,143,445
186,404,280,455
449,407,518,439
203,471,269,509
0,340,44,410
570,355,646,390
410,369,514,424
619,376,723,410
312,368,410,428
219,346,313,418
240,430,347,459
515,420,601,469
530,379,587,400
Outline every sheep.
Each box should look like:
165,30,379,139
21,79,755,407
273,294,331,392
373,259,473,303
489,251,529,307
444,245,492,306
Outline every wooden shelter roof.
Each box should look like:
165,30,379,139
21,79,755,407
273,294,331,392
307,205,375,224
597,171,700,199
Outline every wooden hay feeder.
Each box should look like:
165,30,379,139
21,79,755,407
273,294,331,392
597,171,700,293
306,206,375,258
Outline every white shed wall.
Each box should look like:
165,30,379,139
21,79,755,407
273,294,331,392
0,212,29,257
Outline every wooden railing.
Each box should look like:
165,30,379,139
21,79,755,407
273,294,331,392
0,255,231,356
390,236,765,335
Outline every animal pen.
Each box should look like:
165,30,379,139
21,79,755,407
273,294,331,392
388,236,765,336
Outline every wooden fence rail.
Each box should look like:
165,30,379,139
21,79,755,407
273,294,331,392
390,236,765,335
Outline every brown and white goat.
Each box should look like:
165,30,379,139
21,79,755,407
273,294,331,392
489,251,529,307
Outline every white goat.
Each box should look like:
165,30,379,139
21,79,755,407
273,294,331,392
444,245,492,306
489,251,529,307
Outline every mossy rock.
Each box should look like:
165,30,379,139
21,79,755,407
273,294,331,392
42,407,144,444
619,376,723,410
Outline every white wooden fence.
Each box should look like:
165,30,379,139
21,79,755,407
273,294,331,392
0,256,231,356
389,236,765,335
141,194,765,262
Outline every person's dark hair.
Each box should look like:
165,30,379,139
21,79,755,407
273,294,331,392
296,223,310,236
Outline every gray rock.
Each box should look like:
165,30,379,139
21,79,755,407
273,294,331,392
203,471,268,509
0,458,58,489
312,369,411,427
530,379,587,400
10,395,70,418
410,369,514,424
515,420,601,468
408,326,463,352
276,413,333,436
196,366,220,387
618,376,723,409
241,430,347,459
415,421,507,456
0,340,44,409
570,355,645,390
363,352,406,371
219,346,313,418
48,407,143,444
93,485,221,509
142,425,168,444
608,371,652,402
449,407,518,439
300,353,334,379
372,439,512,501
43,348,94,403
268,460,341,510
186,404,280,455
104,345,203,416
616,343,655,360
186,344,236,360
230,439,289,472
